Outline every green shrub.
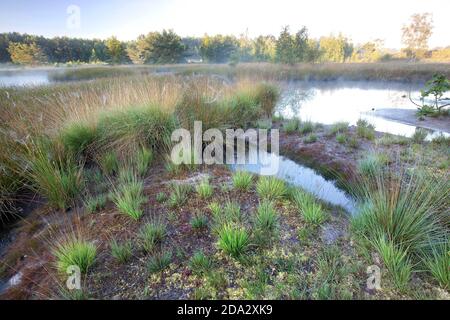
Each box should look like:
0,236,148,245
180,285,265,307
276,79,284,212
190,212,209,230
196,179,213,199
356,119,375,140
139,221,167,253
189,250,212,274
372,237,412,291
147,251,172,274
256,176,286,201
292,189,326,225
217,224,250,258
232,171,253,191
99,151,119,175
168,183,191,208
111,177,146,220
110,239,133,264
84,194,107,214
53,238,96,274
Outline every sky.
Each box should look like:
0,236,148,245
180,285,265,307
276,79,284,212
0,0,449,49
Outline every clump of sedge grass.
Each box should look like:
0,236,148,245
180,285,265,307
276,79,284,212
208,202,221,216
292,189,327,225
134,146,153,176
336,133,347,144
139,220,167,253
84,194,107,214
304,133,318,144
256,176,286,201
111,175,146,220
110,239,133,264
411,128,428,144
232,171,253,191
422,241,450,289
196,179,213,199
329,122,349,135
351,170,448,255
357,152,389,177
147,251,172,274
356,119,375,140
99,151,119,175
190,212,209,230
156,192,167,203
27,142,84,211
189,250,212,274
284,119,300,133
217,224,250,258
298,120,315,134
52,237,96,274
60,122,97,156
255,200,278,233
372,236,412,291
168,183,192,208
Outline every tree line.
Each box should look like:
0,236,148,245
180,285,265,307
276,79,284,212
0,14,445,65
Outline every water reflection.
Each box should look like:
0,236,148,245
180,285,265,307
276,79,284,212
232,148,356,214
0,70,49,87
277,81,449,138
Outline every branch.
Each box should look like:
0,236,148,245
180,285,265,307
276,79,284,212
408,88,422,108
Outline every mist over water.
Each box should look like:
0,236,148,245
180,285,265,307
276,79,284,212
276,80,449,138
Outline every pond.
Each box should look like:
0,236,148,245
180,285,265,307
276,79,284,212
232,148,356,214
0,70,50,87
277,80,449,138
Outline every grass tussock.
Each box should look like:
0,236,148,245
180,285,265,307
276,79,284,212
111,175,146,220
52,236,97,274
110,239,133,264
292,189,327,226
217,224,250,258
356,119,375,140
25,141,84,210
139,220,167,253
256,176,286,201
232,171,253,191
351,169,449,290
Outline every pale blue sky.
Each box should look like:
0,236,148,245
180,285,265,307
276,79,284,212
0,0,449,48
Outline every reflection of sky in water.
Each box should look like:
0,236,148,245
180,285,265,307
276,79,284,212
0,71,50,87
232,148,356,214
277,81,448,138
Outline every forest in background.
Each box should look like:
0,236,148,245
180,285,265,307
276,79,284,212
1,13,449,66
